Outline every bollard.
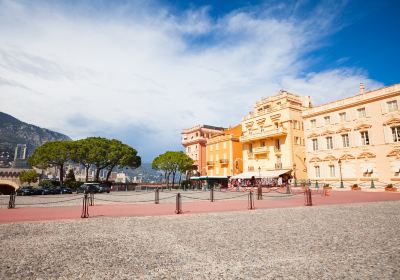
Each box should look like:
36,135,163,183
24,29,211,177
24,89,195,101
210,186,214,202
89,192,94,206
248,191,255,210
304,188,313,206
175,193,182,214
286,183,291,194
155,188,159,204
81,193,89,218
8,193,16,209
257,186,263,200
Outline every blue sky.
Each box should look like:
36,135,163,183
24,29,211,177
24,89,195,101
0,0,398,162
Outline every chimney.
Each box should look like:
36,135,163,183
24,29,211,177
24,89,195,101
359,83,365,94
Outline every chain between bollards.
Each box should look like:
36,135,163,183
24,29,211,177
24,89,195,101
81,193,89,218
8,192,16,209
210,186,214,202
155,188,159,204
248,191,255,210
175,192,182,214
304,188,313,206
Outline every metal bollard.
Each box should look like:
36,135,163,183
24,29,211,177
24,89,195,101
89,192,94,206
248,191,255,210
175,193,182,214
210,187,214,202
304,188,313,206
8,193,16,209
155,188,159,204
257,186,263,200
81,193,89,218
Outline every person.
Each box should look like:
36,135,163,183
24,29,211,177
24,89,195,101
277,176,283,187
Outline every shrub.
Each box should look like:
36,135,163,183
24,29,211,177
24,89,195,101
386,184,394,189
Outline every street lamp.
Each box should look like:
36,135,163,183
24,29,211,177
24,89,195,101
293,163,297,187
258,166,261,177
338,159,344,188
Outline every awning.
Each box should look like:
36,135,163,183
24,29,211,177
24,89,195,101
199,176,228,179
231,170,291,179
189,176,200,180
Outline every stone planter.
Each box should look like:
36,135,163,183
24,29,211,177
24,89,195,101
385,187,397,192
351,186,361,191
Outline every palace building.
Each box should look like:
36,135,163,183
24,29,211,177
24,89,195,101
181,124,225,175
205,124,243,177
239,90,312,180
303,83,400,185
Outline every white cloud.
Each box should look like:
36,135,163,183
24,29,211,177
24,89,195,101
0,0,383,160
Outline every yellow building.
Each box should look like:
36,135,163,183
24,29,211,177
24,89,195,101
205,124,243,177
239,90,312,180
303,83,400,186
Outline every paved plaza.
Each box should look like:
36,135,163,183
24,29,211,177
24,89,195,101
0,201,399,279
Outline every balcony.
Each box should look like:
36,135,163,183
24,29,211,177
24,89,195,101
219,159,229,165
206,161,214,166
253,146,269,155
181,137,207,145
240,127,287,142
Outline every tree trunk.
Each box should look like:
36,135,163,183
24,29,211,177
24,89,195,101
178,173,182,189
59,163,64,186
85,165,90,182
172,171,176,188
95,166,101,182
105,165,116,182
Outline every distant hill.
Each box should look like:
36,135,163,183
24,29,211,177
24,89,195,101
0,112,71,163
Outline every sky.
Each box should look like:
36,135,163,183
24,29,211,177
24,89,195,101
0,0,399,162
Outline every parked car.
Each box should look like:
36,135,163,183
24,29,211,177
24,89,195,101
16,186,36,196
76,183,100,194
98,183,111,193
37,187,56,195
54,187,73,194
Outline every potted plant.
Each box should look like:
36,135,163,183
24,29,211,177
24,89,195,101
385,184,397,192
351,184,361,191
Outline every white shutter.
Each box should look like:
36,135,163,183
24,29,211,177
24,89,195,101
383,126,392,144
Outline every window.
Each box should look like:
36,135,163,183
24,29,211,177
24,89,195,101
329,165,335,177
215,143,219,150
360,131,370,145
310,119,316,128
339,112,347,122
387,100,398,112
392,126,400,142
314,166,320,178
249,143,253,153
312,139,318,151
188,147,191,152
275,139,280,151
261,141,265,147
357,107,366,118
294,137,301,145
342,134,350,148
326,137,333,149
324,116,331,125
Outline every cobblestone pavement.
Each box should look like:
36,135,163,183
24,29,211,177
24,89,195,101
1,201,399,279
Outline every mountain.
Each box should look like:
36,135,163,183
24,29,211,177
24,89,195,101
0,112,71,164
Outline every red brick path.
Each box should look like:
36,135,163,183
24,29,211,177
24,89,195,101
1,190,399,223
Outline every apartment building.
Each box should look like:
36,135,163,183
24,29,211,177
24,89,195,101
240,90,312,179
181,124,225,175
303,83,400,185
206,124,243,177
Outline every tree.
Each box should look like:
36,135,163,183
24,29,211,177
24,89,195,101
70,139,93,182
19,170,38,186
28,141,73,185
152,151,193,188
177,152,194,187
104,139,141,182
65,169,76,182
84,137,111,182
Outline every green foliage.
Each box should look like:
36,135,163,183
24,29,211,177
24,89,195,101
19,169,38,185
39,179,60,188
64,180,82,190
65,169,76,182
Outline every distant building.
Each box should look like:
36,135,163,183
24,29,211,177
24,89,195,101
206,124,243,177
13,144,29,168
181,124,225,175
240,90,312,180
303,83,400,185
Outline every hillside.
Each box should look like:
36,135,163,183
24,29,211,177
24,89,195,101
0,112,71,163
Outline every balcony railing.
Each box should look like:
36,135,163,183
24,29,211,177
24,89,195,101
181,137,207,145
253,146,269,154
206,161,214,166
240,127,287,142
275,163,283,169
219,159,229,165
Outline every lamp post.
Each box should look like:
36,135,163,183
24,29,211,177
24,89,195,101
338,159,344,188
258,166,261,178
293,163,297,187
